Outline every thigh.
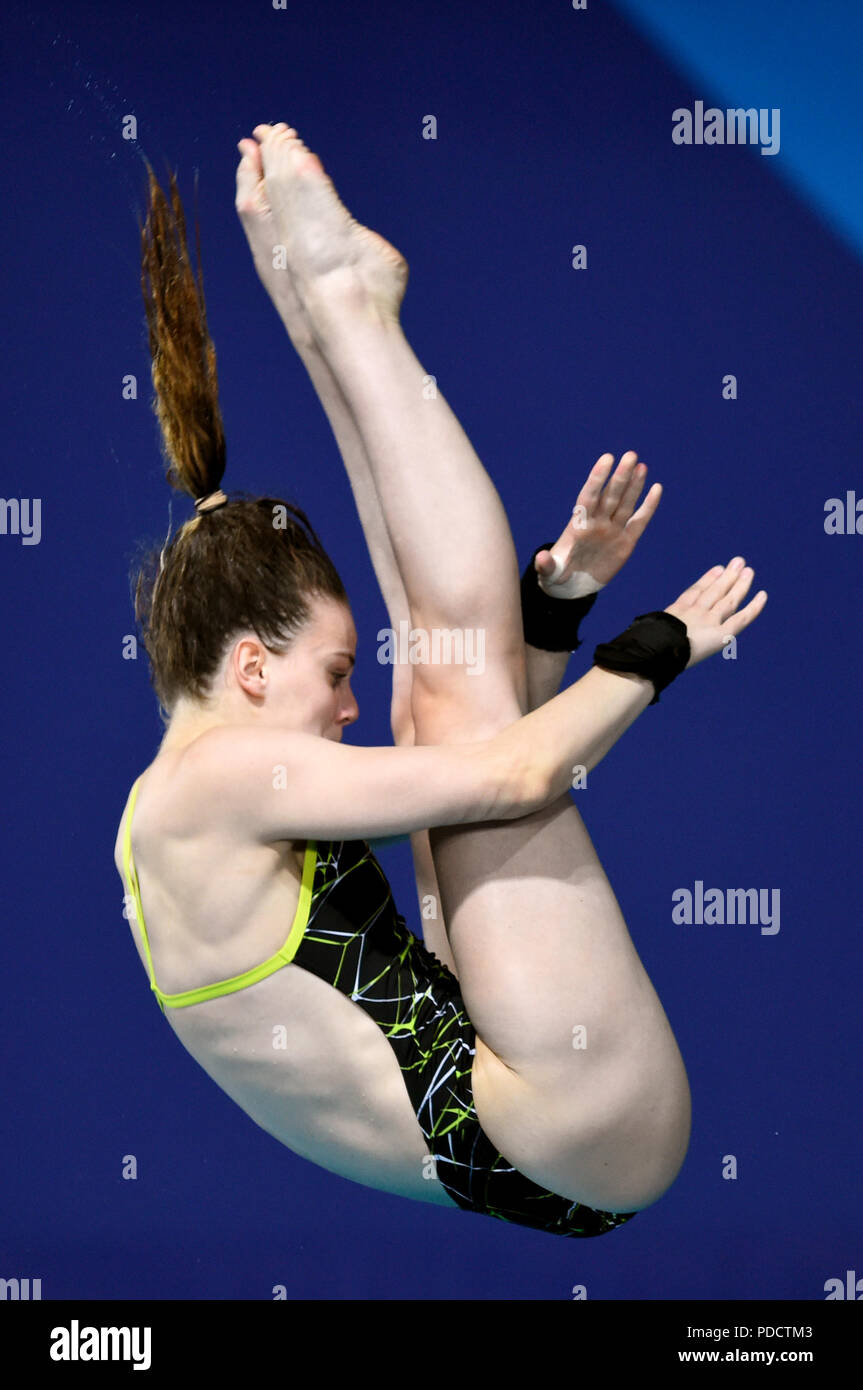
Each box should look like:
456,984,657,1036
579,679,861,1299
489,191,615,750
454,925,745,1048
393,944,641,1233
410,828,459,977
411,685,691,1210
388,667,459,975
435,1025,642,1236
470,1022,690,1213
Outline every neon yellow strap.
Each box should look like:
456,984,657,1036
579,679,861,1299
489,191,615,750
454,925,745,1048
121,779,162,1005
121,776,317,1011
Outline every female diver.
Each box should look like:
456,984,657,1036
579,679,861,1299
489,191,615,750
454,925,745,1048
115,123,767,1239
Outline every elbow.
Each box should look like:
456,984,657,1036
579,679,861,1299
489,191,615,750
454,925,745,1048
506,757,550,820
526,761,552,815
477,739,549,823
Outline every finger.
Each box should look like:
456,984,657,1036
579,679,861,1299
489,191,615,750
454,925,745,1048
540,543,570,583
611,459,648,522
716,564,755,621
677,563,726,604
702,557,747,608
621,481,662,541
533,549,556,577
575,452,616,515
599,450,640,518
720,589,768,638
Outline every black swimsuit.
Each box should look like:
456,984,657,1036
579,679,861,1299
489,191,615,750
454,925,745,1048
121,777,638,1238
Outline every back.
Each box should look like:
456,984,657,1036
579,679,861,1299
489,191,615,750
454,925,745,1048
113,751,462,1207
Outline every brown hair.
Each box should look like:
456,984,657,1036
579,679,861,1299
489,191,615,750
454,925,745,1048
132,162,348,720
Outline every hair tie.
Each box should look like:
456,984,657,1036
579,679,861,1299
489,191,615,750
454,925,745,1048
194,490,228,514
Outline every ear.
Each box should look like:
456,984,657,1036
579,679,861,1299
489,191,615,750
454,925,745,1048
233,636,270,694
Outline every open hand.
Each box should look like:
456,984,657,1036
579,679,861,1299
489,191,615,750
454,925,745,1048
665,558,768,668
534,451,661,591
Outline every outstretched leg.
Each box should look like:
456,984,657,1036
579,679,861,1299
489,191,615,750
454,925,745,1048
238,126,563,976
252,124,690,1212
237,129,463,975
236,132,416,746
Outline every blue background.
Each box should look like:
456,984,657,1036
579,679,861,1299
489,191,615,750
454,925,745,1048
1,0,860,1300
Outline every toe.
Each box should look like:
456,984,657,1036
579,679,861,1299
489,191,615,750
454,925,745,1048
296,149,324,176
237,137,262,169
235,142,267,215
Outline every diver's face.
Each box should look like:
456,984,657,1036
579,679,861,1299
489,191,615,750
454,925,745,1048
265,596,359,741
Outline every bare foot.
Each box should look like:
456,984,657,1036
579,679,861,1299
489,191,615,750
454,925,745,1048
235,127,317,352
250,122,409,330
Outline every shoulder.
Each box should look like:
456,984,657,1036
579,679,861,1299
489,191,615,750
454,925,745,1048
113,744,223,874
142,728,322,850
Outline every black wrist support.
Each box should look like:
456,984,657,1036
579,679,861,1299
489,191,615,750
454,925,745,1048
592,611,690,704
520,543,599,653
